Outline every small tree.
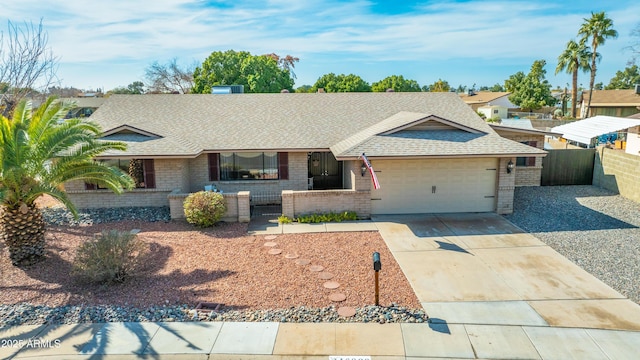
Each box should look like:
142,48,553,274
145,58,195,94
506,60,556,112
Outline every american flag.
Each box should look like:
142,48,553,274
361,153,381,189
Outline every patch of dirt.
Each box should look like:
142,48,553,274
0,221,421,310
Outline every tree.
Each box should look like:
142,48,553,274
311,73,371,92
578,11,618,118
0,97,134,266
192,50,294,93
295,85,313,93
555,39,592,118
489,83,505,92
605,65,640,89
108,81,145,95
627,22,640,65
0,20,58,116
506,60,556,112
263,53,299,79
425,79,451,92
371,75,421,92
145,58,194,94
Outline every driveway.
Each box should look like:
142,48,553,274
373,213,640,331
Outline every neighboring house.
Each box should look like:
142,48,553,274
459,91,517,111
61,97,106,118
64,93,546,220
580,89,640,118
478,104,508,120
489,123,560,186
551,116,640,150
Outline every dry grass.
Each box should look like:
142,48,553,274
0,220,421,311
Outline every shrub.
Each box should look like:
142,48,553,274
72,230,149,284
183,191,227,227
297,211,357,223
278,215,293,224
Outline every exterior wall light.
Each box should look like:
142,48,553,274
506,159,515,174
361,163,367,177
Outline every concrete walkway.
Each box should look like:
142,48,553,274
3,214,640,359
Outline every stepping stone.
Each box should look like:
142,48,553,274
284,253,299,259
337,306,356,317
264,235,277,240
318,272,334,280
263,242,278,247
309,265,324,272
323,281,340,289
329,293,347,302
268,248,282,255
295,259,311,266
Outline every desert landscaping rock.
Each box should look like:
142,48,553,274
323,281,340,289
318,272,334,280
329,293,347,302
268,248,282,255
42,206,171,226
295,258,311,266
263,241,278,247
309,265,325,272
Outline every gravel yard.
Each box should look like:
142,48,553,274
504,185,640,305
0,207,424,325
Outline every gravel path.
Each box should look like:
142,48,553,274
504,185,640,304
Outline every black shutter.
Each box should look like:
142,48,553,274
143,159,155,189
278,152,288,180
208,153,219,181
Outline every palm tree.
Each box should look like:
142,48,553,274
578,11,618,118
555,40,592,118
0,97,134,266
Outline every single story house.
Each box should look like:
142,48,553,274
459,91,517,111
580,89,640,118
64,93,547,221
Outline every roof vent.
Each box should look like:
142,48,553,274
211,85,244,94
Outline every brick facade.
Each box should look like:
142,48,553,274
593,147,640,203
495,132,545,187
496,157,517,214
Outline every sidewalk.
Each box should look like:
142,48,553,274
3,320,640,359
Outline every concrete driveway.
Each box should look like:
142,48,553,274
373,213,640,331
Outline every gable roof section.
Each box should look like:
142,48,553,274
101,124,163,138
552,116,640,145
583,90,640,106
459,91,510,105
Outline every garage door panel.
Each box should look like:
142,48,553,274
371,158,497,214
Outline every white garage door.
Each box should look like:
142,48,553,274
371,158,498,214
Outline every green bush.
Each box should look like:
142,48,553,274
297,211,357,223
72,230,149,284
183,191,227,227
278,215,293,224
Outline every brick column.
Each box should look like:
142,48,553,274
237,191,251,223
168,190,188,220
281,190,294,218
496,158,516,214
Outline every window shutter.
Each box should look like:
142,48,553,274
208,153,219,181
85,182,96,190
528,141,538,149
143,159,156,189
278,152,289,180
526,141,537,167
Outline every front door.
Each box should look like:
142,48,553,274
308,152,343,189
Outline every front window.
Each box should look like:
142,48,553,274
220,152,278,180
98,159,152,188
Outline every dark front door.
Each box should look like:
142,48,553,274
308,152,343,189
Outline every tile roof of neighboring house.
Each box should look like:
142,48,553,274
582,89,640,106
459,91,511,105
90,93,544,159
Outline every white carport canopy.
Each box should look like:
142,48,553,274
552,116,640,145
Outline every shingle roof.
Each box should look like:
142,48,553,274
459,91,510,104
90,93,543,158
582,89,640,106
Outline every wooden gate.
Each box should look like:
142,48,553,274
541,149,596,186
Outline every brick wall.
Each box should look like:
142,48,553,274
168,190,250,222
496,132,544,187
593,147,640,203
66,158,190,208
496,157,516,214
282,189,371,219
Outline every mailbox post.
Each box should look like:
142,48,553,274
373,252,381,306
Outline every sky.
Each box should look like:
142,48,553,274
2,0,639,92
